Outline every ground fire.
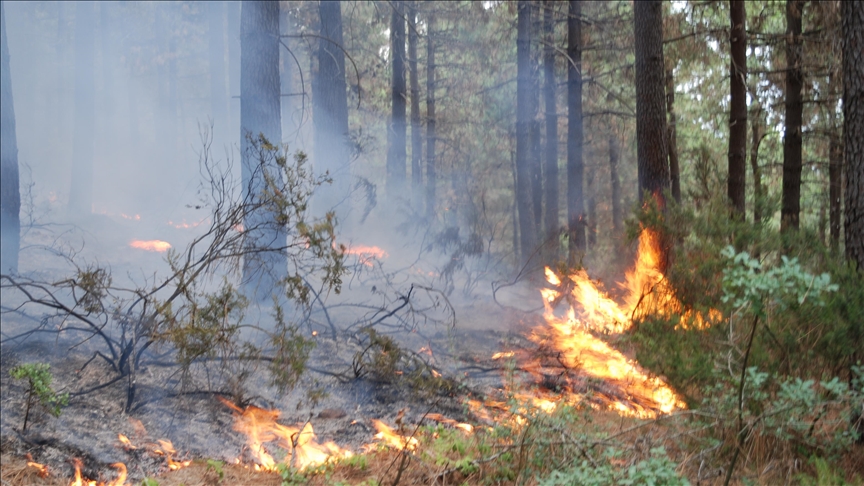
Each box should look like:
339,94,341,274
128,239,171,252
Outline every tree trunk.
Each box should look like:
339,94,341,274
751,108,765,225
567,0,585,264
543,0,559,260
0,2,20,274
781,0,804,231
228,1,241,150
386,0,407,198
408,2,422,211
728,0,747,216
529,3,543,237
609,129,621,235
280,6,301,146
314,0,350,218
69,0,95,217
240,0,284,300
843,0,864,269
634,0,669,209
829,136,842,249
516,0,537,264
425,13,436,220
587,163,597,248
666,69,681,204
209,1,228,148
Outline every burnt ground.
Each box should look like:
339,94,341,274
0,285,543,483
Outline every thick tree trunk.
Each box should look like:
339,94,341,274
609,130,621,235
665,69,680,204
209,1,228,148
314,0,350,217
543,0,559,259
386,1,407,198
567,0,585,264
634,0,669,208
408,2,422,210
69,0,96,217
587,163,597,248
843,0,864,269
240,0,284,300
279,6,298,145
728,0,747,216
781,0,804,231
425,13,436,220
1,3,20,274
516,0,537,264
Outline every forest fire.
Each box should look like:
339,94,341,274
371,419,419,451
218,397,350,471
510,229,712,418
344,244,388,267
69,459,126,486
128,240,171,252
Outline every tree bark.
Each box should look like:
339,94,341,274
69,0,96,217
609,129,621,235
0,2,20,273
728,0,747,216
386,0,407,198
829,136,842,249
516,0,537,264
634,0,669,209
314,0,350,217
543,0,558,259
567,0,585,264
781,0,804,231
240,0,284,300
408,2,422,210
843,0,864,269
665,69,681,204
751,108,765,225
529,2,543,237
209,1,229,148
425,13,436,220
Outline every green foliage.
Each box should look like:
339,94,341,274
352,328,453,396
276,463,308,486
539,447,689,486
140,478,159,486
205,459,225,481
9,362,68,431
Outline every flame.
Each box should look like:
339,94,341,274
426,413,474,433
344,244,388,267
150,439,191,470
167,218,208,229
27,460,49,478
129,240,171,252
218,397,350,470
68,461,126,486
117,434,136,450
371,419,419,450
519,229,717,418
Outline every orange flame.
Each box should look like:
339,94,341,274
150,439,191,471
117,434,136,450
218,397,350,470
522,229,717,417
26,461,49,478
371,419,419,450
129,240,171,252
69,459,125,486
344,244,388,267
426,413,474,433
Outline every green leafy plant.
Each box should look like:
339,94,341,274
9,362,69,432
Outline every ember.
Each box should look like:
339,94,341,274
129,239,171,252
